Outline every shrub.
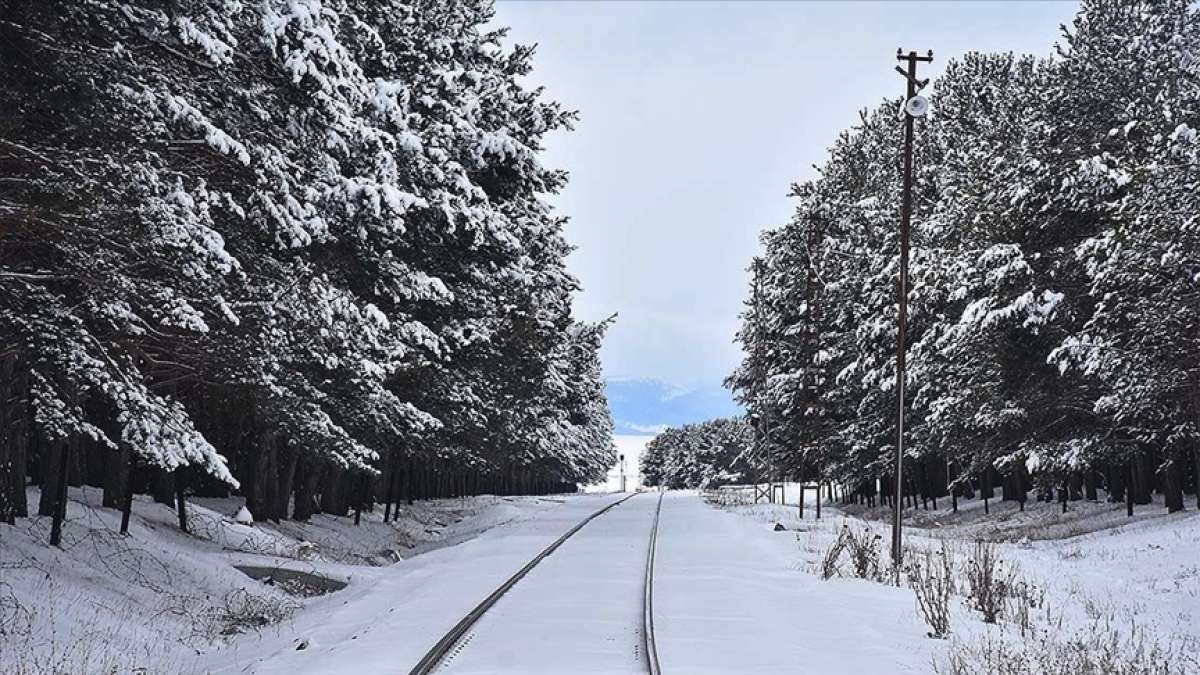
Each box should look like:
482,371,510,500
820,522,884,581
965,541,1011,624
906,543,955,639
819,525,850,580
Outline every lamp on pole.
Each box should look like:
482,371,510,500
891,48,932,568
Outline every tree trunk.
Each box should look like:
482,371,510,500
1084,470,1098,502
246,429,277,522
354,474,367,526
103,440,130,510
175,468,188,532
1125,463,1135,517
10,372,29,519
1001,469,1017,502
321,468,349,517
276,439,297,524
1193,447,1200,511
0,354,13,523
404,458,414,507
1107,462,1126,503
1068,473,1083,501
39,438,65,517
120,455,136,535
383,452,397,522
292,454,319,522
1131,453,1153,505
1163,450,1185,513
49,437,74,546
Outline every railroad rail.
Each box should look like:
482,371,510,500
643,490,664,675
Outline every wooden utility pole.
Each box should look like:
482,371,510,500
891,48,932,568
751,258,774,503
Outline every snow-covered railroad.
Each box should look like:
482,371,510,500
415,492,664,674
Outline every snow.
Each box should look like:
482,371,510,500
0,486,574,674
655,492,937,673
439,493,658,673
5,487,1198,673
235,506,255,525
215,493,628,674
728,492,1200,670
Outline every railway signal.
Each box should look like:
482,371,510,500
891,48,933,569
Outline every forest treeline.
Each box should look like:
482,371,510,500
640,418,751,489
727,0,1200,511
0,1,614,536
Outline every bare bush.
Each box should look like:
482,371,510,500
2,596,176,675
216,587,301,636
158,586,300,646
965,541,1012,624
819,525,850,580
819,523,884,581
906,543,955,639
846,527,883,580
0,580,32,636
1005,576,1046,637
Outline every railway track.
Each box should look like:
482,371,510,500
408,491,665,675
643,490,664,675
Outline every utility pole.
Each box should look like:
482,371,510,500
751,258,774,503
891,48,932,568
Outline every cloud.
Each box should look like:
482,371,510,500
659,384,696,402
607,378,741,436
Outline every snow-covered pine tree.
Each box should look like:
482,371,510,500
731,0,1200,513
0,0,613,536
641,418,753,490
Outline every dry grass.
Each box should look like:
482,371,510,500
936,618,1199,675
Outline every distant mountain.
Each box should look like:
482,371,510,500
605,378,742,436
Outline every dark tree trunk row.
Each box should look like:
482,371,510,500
843,449,1198,521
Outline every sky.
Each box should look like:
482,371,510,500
493,0,1081,425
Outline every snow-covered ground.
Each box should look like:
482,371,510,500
724,494,1200,672
217,492,629,674
0,486,579,674
5,486,1197,673
654,491,938,672
438,493,658,673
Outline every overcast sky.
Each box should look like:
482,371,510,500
494,0,1080,391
